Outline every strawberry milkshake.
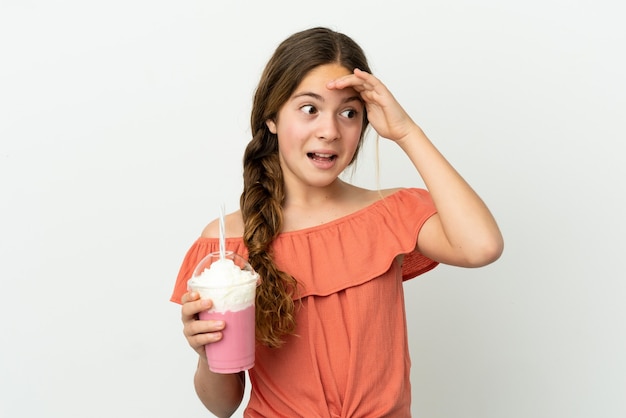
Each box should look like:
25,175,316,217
188,251,259,373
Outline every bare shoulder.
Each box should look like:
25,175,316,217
200,210,245,238
337,184,403,208
377,187,404,199
347,185,403,204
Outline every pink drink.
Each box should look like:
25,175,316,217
199,305,256,373
188,251,259,374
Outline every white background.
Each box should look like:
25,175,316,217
1,1,624,417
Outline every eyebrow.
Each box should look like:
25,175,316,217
292,91,363,104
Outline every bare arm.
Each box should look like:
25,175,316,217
395,125,503,267
328,69,504,267
194,358,245,417
181,291,245,417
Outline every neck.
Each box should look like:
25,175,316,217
283,179,349,209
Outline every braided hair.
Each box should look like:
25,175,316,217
240,27,371,347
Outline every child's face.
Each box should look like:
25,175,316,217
266,63,364,191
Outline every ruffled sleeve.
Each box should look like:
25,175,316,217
396,189,439,281
170,238,248,304
170,188,438,303
271,188,438,298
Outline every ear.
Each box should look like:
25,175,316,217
266,119,277,134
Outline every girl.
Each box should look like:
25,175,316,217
171,27,503,417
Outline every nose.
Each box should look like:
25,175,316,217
316,113,340,142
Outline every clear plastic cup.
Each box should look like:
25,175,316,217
188,251,259,373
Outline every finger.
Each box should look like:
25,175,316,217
354,82,375,92
185,331,222,357
353,67,373,78
184,318,225,338
184,319,226,352
326,78,350,90
180,291,198,304
187,331,224,357
328,76,379,98
191,330,224,346
326,72,363,89
181,297,214,321
354,68,381,83
327,68,380,89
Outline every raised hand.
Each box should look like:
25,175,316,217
326,68,419,142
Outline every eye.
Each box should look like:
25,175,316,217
340,108,358,119
300,104,318,115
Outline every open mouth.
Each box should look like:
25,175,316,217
307,152,337,162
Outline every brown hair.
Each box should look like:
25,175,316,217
240,27,372,348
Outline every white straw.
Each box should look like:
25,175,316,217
219,203,226,260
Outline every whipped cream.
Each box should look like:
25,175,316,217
188,257,258,312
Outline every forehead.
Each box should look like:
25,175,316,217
296,63,352,91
